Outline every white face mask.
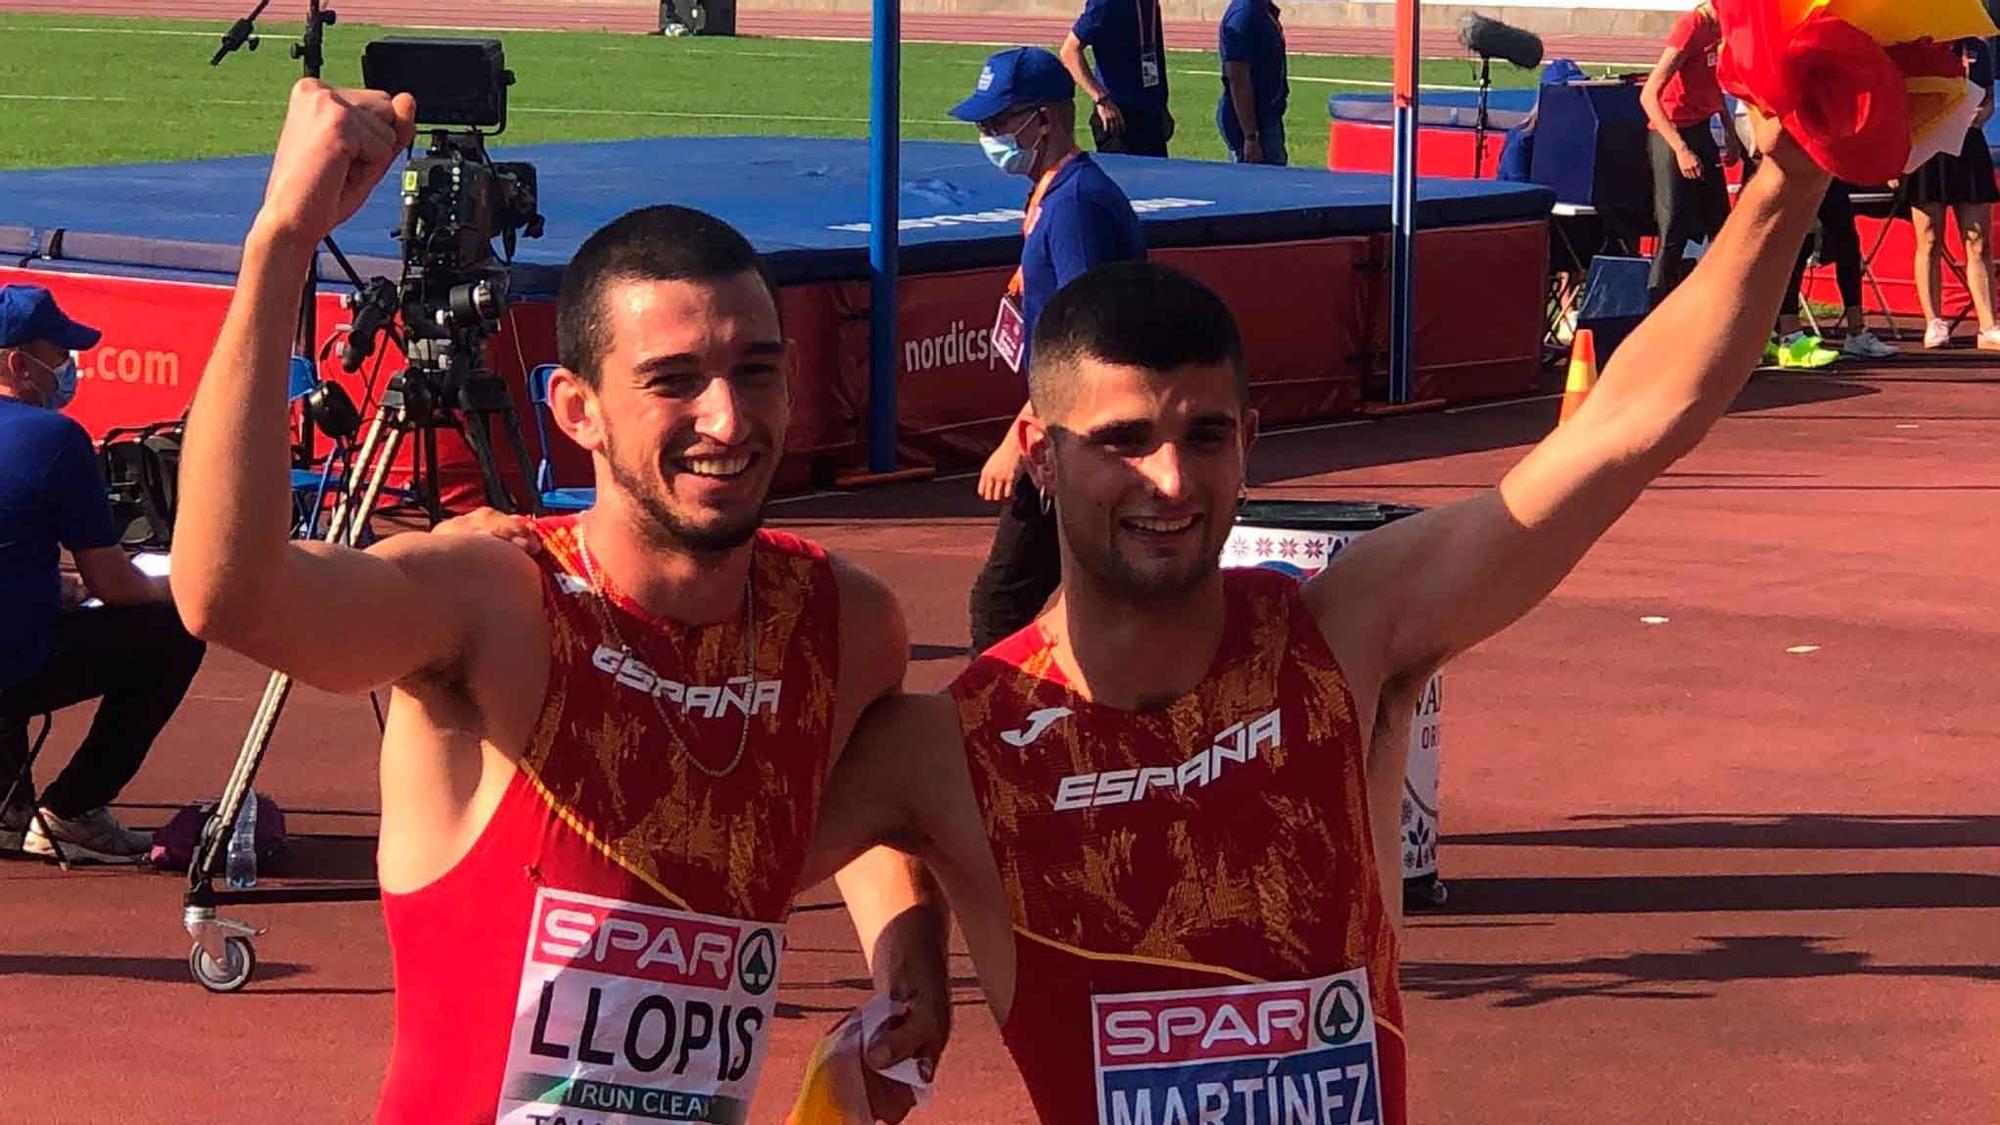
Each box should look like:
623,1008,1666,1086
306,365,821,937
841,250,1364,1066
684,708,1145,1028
41,354,79,411
979,109,1046,175
9,349,77,411
980,132,1035,174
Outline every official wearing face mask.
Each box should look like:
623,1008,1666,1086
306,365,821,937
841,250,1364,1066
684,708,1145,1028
949,47,1148,655
0,285,206,865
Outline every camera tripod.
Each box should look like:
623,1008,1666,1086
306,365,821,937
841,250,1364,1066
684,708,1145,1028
183,354,543,993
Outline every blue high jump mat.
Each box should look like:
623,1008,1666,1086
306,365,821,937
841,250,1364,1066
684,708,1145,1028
0,136,1554,296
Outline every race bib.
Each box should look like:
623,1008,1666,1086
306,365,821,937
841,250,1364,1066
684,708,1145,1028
1092,969,1382,1125
992,295,1027,374
1140,50,1162,88
499,887,784,1125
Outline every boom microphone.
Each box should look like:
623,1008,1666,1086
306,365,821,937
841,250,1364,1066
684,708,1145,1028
1458,13,1545,70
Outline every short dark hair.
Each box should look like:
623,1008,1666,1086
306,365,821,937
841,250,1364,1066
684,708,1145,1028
1027,261,1247,418
555,205,781,385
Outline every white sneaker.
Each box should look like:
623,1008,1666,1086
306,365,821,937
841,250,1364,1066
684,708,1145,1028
1841,329,1898,359
1978,328,2000,352
1924,318,1952,349
23,805,151,865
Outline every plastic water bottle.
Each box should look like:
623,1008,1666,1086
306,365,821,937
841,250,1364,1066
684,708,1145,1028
226,790,258,889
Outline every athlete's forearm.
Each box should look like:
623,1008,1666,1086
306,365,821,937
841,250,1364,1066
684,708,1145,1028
1569,149,1827,470
843,847,951,1020
838,846,949,981
173,223,317,643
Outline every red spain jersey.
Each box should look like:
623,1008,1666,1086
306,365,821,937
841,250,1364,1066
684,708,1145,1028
376,516,841,1123
951,568,1406,1125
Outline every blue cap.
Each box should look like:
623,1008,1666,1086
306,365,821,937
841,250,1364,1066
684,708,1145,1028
0,285,101,350
949,47,1076,124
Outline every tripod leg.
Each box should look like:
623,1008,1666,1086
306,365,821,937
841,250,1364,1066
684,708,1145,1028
494,403,546,517
323,407,393,545
345,424,408,549
458,413,520,515
420,427,445,524
187,408,407,893
192,670,295,888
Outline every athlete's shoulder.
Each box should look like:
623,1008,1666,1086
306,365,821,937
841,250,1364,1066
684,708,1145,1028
1225,564,1312,618
824,550,909,707
952,620,1060,697
753,526,829,561
755,527,848,606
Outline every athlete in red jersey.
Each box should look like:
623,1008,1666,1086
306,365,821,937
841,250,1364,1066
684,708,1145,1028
811,108,1829,1123
173,83,945,1121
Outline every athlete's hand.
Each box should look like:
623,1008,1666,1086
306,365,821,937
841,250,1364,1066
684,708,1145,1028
1740,101,1825,189
862,998,943,1122
255,79,417,247
977,441,1021,502
1675,144,1705,181
433,506,540,553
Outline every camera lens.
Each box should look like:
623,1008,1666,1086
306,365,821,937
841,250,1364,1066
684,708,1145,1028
449,280,504,325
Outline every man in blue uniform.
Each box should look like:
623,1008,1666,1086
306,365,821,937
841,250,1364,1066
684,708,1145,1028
0,285,204,864
948,47,1147,653
1061,0,1175,157
1217,0,1289,164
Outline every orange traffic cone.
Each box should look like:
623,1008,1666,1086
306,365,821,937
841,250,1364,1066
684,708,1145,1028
1559,329,1598,424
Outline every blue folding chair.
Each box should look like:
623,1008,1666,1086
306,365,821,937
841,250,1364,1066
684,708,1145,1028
528,364,595,512
287,356,351,539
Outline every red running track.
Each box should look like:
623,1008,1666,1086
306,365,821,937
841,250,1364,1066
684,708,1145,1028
0,0,1665,62
6,355,2000,1121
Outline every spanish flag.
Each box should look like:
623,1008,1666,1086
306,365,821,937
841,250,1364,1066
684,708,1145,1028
1715,0,1998,182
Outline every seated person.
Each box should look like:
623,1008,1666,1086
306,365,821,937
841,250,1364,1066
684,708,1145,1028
0,285,205,864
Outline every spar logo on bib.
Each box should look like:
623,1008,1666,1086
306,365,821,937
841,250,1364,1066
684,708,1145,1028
1092,968,1381,1125
498,888,785,1125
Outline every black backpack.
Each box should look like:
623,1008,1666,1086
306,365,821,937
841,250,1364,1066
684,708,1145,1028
99,420,184,551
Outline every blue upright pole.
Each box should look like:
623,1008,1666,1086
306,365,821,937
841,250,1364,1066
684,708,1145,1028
1388,0,1419,405
866,0,901,472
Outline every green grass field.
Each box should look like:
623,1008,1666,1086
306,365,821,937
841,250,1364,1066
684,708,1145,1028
0,12,1556,169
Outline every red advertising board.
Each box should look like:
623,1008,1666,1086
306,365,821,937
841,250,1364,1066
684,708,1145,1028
6,216,1547,509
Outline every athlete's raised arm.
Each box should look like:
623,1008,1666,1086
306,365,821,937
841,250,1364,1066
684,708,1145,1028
173,80,542,695
1310,110,1829,714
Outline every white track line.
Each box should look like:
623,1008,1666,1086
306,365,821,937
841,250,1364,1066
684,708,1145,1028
1444,392,1563,413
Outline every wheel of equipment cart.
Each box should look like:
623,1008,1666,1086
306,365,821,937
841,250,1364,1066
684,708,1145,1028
189,935,256,993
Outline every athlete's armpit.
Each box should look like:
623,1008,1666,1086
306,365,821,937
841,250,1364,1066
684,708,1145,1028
802,692,961,887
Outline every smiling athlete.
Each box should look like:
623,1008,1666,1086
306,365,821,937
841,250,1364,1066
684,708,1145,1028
171,80,943,1122
441,105,1830,1125
805,106,1831,1124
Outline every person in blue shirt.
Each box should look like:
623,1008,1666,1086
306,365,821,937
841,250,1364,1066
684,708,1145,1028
949,47,1147,653
1061,0,1175,157
0,285,204,864
1216,0,1289,165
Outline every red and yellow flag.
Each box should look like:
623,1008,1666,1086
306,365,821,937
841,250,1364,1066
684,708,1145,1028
1715,0,1998,182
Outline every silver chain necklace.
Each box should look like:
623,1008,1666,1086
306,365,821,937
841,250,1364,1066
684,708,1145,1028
574,522,758,779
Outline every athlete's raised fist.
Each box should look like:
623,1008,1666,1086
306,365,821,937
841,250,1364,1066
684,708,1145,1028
255,79,418,247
